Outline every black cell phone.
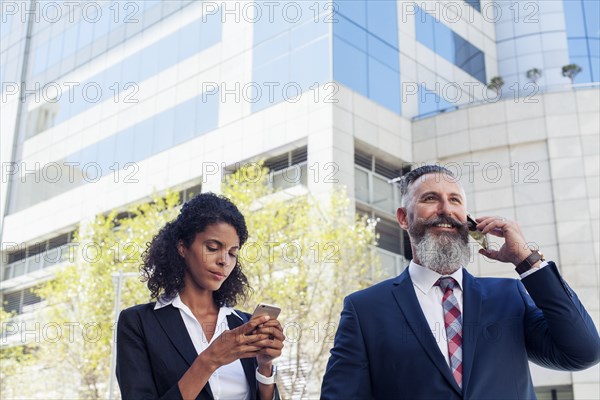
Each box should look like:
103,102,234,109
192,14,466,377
467,214,489,249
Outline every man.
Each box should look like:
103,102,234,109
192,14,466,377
321,165,600,399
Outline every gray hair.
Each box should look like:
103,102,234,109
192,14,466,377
398,165,456,207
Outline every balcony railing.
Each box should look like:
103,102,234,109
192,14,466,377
355,166,401,215
270,163,308,190
377,247,407,278
2,243,73,283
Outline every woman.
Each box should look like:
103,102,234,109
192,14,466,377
116,192,284,399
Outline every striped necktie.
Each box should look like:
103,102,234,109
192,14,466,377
436,277,463,388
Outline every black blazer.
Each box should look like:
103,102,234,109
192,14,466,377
116,302,279,400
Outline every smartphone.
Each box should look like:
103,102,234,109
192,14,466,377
251,303,281,320
467,214,489,249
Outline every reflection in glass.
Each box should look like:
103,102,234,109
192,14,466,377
464,0,481,12
368,57,400,114
415,6,486,83
10,91,220,213
27,7,223,137
355,167,369,203
334,36,368,96
251,7,330,113
367,0,398,47
419,84,454,116
333,5,401,114
373,175,394,213
563,0,600,83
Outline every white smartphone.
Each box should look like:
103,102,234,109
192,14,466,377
251,303,281,320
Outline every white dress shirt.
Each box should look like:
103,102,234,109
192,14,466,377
408,261,463,367
408,260,548,367
155,295,250,400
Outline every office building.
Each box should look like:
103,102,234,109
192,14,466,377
1,1,598,398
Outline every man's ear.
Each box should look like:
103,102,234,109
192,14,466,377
397,207,409,231
176,241,186,258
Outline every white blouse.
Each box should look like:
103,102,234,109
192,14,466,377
155,295,250,400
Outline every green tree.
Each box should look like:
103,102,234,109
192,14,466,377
0,308,35,398
32,192,181,399
562,63,582,84
2,166,380,399
487,76,504,93
223,163,381,398
526,68,542,83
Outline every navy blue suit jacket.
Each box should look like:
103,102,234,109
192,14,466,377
116,303,279,400
321,262,600,399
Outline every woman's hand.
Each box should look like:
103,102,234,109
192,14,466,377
253,319,285,400
179,316,278,399
253,318,285,367
198,315,273,369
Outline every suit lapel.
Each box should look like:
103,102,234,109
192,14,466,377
227,312,258,399
154,304,198,366
153,304,214,399
461,268,482,393
391,269,462,395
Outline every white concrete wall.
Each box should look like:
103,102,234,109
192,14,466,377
412,87,600,398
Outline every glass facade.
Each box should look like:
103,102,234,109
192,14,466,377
27,4,222,137
0,2,28,93
250,0,402,115
464,0,481,12
415,6,486,83
10,91,219,212
251,1,330,112
28,1,188,85
333,0,401,114
7,2,225,213
563,0,600,83
1,2,598,397
418,84,455,116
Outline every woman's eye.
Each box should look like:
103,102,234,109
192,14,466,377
230,253,238,258
207,247,218,252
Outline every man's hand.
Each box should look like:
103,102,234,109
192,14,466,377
475,216,534,266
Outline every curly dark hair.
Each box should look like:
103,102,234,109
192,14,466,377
141,192,250,307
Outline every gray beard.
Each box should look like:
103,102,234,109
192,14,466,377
413,231,470,275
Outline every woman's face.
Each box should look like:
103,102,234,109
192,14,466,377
178,222,240,293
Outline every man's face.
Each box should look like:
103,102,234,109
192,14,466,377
397,173,470,273
398,173,468,234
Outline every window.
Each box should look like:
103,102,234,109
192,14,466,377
464,0,481,12
415,6,486,83
354,149,412,267
534,385,573,400
418,84,456,116
181,183,202,203
11,91,219,213
264,147,308,189
252,2,330,113
563,0,600,83
27,6,223,136
353,149,407,214
333,1,401,114
2,232,74,282
2,287,43,315
356,208,410,277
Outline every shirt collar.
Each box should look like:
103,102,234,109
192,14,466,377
154,293,243,321
408,260,463,295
